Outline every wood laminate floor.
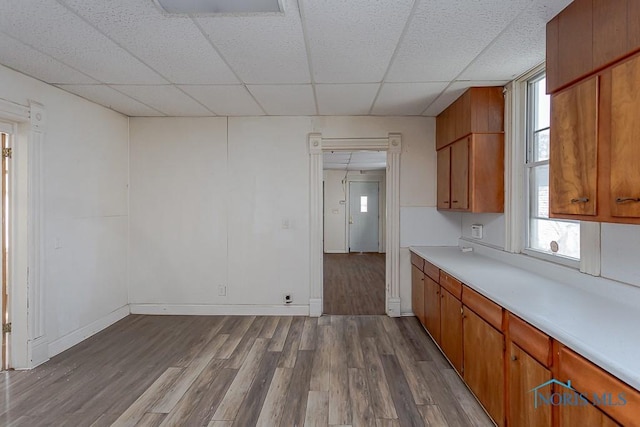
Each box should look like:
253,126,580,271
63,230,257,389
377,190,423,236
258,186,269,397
0,315,492,426
323,253,386,315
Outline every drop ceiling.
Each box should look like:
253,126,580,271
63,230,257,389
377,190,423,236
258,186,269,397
0,0,572,117
324,151,387,171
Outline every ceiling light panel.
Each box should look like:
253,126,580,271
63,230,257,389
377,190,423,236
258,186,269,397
0,0,166,84
63,0,238,84
372,82,448,116
301,0,414,83
386,0,530,82
109,85,213,116
154,0,284,14
195,0,309,84
247,85,316,115
316,84,380,115
57,85,164,116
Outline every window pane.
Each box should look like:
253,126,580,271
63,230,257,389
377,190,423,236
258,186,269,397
534,77,550,131
530,165,549,218
360,196,367,213
533,128,550,162
529,218,580,259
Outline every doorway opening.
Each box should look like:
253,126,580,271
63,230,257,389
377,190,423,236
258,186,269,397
1,132,10,370
322,151,386,315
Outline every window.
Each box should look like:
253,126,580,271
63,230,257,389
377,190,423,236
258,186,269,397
525,74,580,261
360,196,368,213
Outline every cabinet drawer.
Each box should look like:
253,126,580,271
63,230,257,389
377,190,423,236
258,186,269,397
423,260,439,283
508,314,551,368
410,253,424,271
558,346,640,426
439,270,462,300
462,286,502,331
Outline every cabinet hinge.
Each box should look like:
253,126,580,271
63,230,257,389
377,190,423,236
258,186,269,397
2,147,12,159
2,322,11,333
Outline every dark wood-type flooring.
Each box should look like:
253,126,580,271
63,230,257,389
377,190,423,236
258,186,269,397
324,253,386,315
0,314,492,426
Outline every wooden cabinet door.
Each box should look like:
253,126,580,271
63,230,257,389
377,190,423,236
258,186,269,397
610,54,640,217
463,308,505,426
557,0,593,85
423,276,440,344
550,76,598,215
440,288,463,373
411,265,425,325
437,147,451,209
450,138,469,210
559,401,621,427
508,343,552,427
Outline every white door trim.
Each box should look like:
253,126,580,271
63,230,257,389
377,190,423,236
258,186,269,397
309,133,401,317
0,97,47,368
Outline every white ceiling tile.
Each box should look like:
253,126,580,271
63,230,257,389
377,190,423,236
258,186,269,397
57,85,164,116
386,0,530,82
0,32,97,84
460,0,574,81
301,0,415,83
61,0,239,84
110,85,213,116
422,80,507,116
247,85,316,115
179,85,264,116
372,82,448,116
0,0,166,84
324,164,347,170
316,84,379,115
351,152,386,162
195,0,309,84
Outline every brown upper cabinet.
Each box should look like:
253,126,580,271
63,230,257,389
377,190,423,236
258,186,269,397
548,1,640,224
436,87,505,213
546,0,640,94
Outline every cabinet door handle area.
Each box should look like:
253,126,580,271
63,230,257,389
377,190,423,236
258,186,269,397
511,355,518,362
570,197,589,203
452,200,458,203
616,197,640,203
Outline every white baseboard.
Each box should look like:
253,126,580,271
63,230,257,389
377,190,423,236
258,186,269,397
129,304,310,316
387,297,401,317
323,250,347,254
401,312,416,317
309,299,322,317
48,305,130,358
28,335,49,368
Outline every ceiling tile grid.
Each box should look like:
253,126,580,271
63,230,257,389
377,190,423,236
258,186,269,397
316,84,380,115
60,0,239,84
372,82,449,116
179,85,265,116
109,85,213,116
57,84,165,116
247,84,317,116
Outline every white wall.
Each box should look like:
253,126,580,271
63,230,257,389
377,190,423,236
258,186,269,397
323,169,347,253
0,64,129,365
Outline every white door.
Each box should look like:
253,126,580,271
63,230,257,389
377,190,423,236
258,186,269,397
349,181,379,252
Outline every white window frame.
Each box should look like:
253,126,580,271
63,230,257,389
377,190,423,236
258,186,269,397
504,64,601,275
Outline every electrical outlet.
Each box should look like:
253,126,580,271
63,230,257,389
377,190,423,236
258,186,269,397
218,285,227,296
283,294,293,304
471,224,483,239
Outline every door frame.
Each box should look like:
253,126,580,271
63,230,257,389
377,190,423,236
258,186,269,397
346,176,385,253
0,98,47,369
309,133,401,317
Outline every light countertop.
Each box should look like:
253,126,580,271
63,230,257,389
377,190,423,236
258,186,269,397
409,246,640,391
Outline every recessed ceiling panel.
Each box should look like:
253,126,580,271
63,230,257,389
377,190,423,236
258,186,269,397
316,84,379,115
179,85,265,116
386,0,530,82
372,82,448,116
196,0,310,84
110,85,213,116
0,0,166,84
301,0,414,83
247,85,316,115
460,0,574,81
0,34,98,84
422,80,507,116
62,0,238,84
57,85,164,116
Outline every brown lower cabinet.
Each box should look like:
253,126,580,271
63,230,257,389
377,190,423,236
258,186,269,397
440,288,463,373
411,265,425,325
463,307,505,426
559,401,620,427
423,275,440,344
508,343,552,427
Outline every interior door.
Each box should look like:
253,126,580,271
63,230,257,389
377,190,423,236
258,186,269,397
349,181,379,252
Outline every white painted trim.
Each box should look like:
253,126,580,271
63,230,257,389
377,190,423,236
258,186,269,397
310,133,402,317
0,98,30,122
504,81,525,253
130,304,310,316
323,250,348,254
27,336,49,368
309,299,322,317
580,221,601,276
48,305,130,358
